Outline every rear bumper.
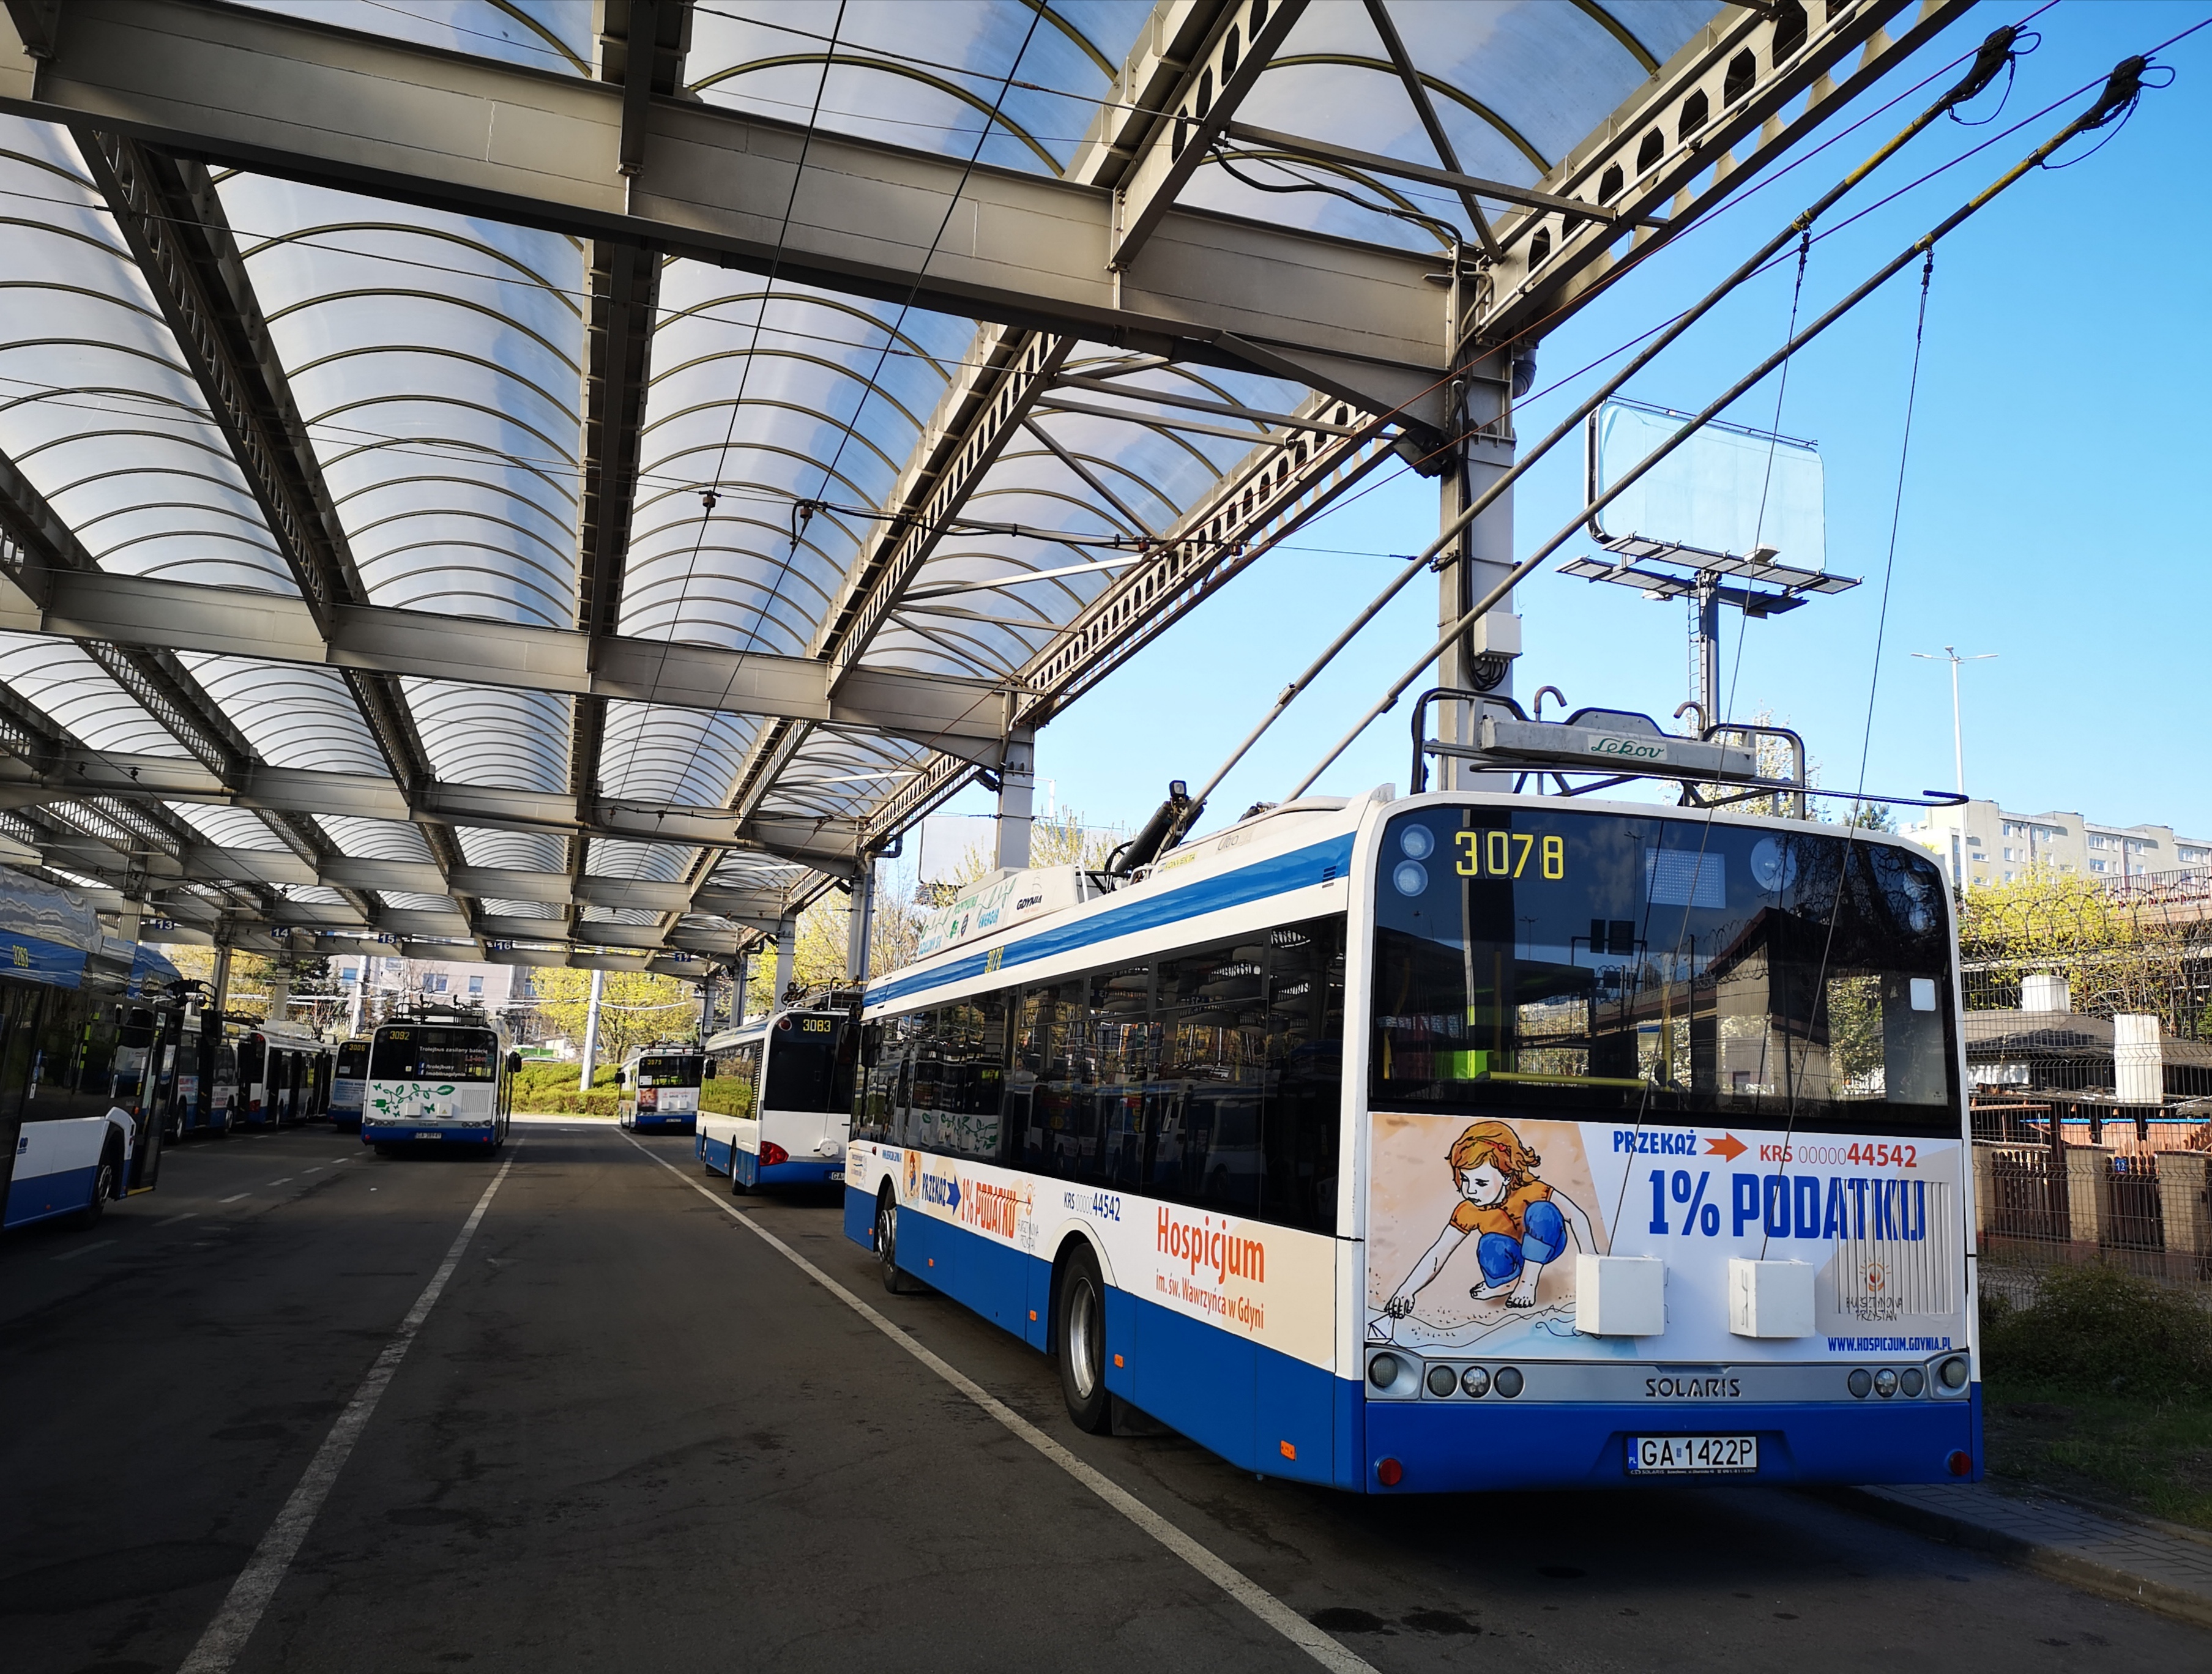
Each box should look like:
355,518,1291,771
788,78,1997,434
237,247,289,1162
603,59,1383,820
1360,1389,1982,1493
363,1123,499,1148
622,1114,697,1133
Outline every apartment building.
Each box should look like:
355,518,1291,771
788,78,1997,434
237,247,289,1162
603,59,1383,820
1904,798,2212,890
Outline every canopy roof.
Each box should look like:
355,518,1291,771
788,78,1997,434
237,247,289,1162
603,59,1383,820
0,0,1969,972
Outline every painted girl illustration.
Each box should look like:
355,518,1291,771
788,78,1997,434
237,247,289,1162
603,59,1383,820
1383,1120,1597,1315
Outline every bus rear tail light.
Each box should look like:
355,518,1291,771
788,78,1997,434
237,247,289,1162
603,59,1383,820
760,1142,789,1167
1376,1457,1403,1487
1946,1451,1972,1477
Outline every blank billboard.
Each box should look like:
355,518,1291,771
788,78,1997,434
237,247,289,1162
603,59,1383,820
1588,398,1825,570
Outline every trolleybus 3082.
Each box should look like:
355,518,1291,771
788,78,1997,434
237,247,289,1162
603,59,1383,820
362,1008,519,1155
842,787,1978,1494
700,1010,855,1190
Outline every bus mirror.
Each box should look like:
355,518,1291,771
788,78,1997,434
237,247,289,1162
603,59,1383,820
506,1051,523,1074
613,1070,625,1086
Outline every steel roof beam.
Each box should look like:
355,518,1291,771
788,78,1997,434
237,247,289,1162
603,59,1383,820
570,0,692,942
69,130,466,929
1465,0,1975,350
0,0,1446,410
866,383,1395,843
0,565,1013,754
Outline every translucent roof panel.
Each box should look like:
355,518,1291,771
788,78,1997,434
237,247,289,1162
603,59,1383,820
219,175,587,628
0,633,192,756
0,122,294,593
686,1,1132,176
1190,3,1715,250
455,827,568,874
402,682,572,793
165,803,290,849
176,657,391,776
233,0,595,77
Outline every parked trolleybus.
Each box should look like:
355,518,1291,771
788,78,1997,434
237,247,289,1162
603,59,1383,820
617,1045,702,1133
699,1009,855,1190
230,1024,334,1128
362,1006,519,1155
329,1038,370,1131
843,789,1979,1493
0,866,181,1232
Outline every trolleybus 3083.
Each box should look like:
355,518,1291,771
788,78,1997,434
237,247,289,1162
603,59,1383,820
362,1008,519,1155
843,788,1978,1493
700,1010,855,1190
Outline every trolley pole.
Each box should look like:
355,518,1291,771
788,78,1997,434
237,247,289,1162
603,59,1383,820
578,967,605,1092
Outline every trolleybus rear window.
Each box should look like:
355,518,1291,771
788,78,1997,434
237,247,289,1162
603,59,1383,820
336,1040,368,1080
764,1014,853,1113
638,1054,702,1088
371,1028,497,1082
1371,807,1957,1133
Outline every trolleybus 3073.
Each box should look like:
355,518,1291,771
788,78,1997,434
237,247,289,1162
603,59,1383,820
700,1010,855,1190
617,1045,702,1133
362,1007,519,1155
843,788,1979,1493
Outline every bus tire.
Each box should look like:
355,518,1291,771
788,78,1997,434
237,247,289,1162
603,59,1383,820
1056,1244,1112,1435
78,1142,119,1229
876,1188,920,1295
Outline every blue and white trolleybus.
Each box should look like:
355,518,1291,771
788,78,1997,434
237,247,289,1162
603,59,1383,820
843,788,1979,1493
699,1009,855,1190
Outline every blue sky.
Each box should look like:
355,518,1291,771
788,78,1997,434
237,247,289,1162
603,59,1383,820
943,1,2212,847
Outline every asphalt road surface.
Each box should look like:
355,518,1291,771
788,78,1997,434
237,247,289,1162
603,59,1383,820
4,1120,2200,1673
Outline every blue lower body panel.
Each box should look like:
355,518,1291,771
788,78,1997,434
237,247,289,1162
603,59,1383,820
630,1115,696,1134
1358,1389,1981,1494
843,1181,876,1246
732,1148,840,1188
4,1164,96,1229
698,1132,735,1174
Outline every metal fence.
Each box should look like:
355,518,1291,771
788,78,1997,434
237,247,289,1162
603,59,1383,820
1972,1129,2212,1287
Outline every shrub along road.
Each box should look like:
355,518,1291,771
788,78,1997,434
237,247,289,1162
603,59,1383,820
3,1123,2205,1672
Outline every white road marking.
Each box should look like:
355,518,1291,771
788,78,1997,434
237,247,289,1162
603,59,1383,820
267,1178,292,1186
217,1193,249,1205
302,1167,324,1175
176,1144,521,1674
618,1134,1374,1674
51,1238,117,1262
157,1212,199,1227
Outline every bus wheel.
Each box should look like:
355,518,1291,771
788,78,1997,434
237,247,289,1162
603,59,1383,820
78,1146,118,1229
1056,1245,1112,1434
876,1189,920,1295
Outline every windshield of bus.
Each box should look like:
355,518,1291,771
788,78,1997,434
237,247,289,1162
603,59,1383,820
637,1054,702,1088
763,1014,852,1112
371,1027,498,1082
337,1040,369,1079
1371,806,1956,1134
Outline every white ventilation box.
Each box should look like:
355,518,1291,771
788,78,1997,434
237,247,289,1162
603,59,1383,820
1729,1258,1815,1338
1574,1255,1665,1337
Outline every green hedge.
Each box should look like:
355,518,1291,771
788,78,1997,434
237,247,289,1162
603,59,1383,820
1982,1263,2212,1398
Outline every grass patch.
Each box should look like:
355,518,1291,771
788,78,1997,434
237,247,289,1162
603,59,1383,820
1980,1263,2212,1530
512,1060,620,1115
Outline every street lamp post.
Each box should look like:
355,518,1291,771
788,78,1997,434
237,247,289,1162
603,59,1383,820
1912,645,1997,795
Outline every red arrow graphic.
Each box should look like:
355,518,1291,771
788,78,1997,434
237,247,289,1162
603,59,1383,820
1705,1133,1748,1162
